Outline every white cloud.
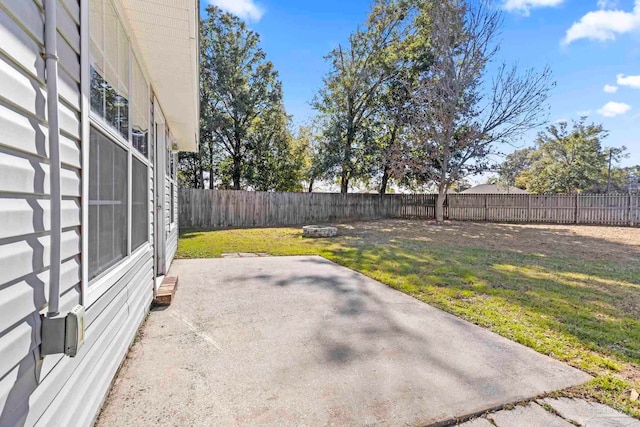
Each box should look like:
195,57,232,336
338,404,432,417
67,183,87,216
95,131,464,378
598,101,632,117
503,0,565,15
577,110,592,116
604,84,619,93
563,1,640,44
617,73,640,88
597,0,619,9
210,0,264,22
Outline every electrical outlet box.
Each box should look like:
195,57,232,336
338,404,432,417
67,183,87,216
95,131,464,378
65,305,85,357
41,305,85,357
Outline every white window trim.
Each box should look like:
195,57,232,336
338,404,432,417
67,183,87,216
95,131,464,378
86,242,151,308
81,0,90,306
87,126,130,284
131,155,150,251
84,0,154,300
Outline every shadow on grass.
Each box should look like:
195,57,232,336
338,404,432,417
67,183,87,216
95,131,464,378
325,237,640,373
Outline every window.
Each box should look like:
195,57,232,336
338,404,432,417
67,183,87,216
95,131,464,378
149,98,155,164
132,158,148,249
89,128,128,279
132,59,149,157
166,131,172,176
88,0,153,281
90,0,129,139
170,180,175,225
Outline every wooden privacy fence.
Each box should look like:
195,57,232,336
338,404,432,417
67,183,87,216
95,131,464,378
179,189,640,230
179,189,402,230
445,194,640,226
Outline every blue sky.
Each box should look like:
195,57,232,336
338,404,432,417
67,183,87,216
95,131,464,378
202,0,640,168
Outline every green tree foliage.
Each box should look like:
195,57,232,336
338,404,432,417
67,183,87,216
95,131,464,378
244,104,306,192
497,147,538,188
177,151,203,188
400,0,553,221
313,0,412,193
199,6,294,190
515,119,623,194
625,165,640,193
290,125,326,192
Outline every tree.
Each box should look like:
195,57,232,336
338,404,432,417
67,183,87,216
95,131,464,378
289,125,327,193
369,0,435,194
497,147,538,188
399,0,553,222
313,0,411,193
625,165,640,193
517,119,614,194
604,147,629,193
244,103,306,192
373,64,420,194
178,151,203,188
200,6,283,190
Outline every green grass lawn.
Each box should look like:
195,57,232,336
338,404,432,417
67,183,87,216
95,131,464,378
178,220,640,417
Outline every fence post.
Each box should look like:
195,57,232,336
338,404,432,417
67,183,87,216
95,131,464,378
444,194,448,220
575,193,580,224
527,195,531,222
484,195,488,221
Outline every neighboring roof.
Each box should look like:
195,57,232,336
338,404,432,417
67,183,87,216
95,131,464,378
460,184,530,194
120,0,199,152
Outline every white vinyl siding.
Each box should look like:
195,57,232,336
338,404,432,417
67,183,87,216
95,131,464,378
0,0,164,425
0,0,83,424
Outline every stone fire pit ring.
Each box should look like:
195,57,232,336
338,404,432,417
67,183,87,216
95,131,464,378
302,225,338,238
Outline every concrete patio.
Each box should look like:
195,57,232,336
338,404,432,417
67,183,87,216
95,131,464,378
96,256,592,426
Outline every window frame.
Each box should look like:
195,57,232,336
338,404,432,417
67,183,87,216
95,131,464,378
86,0,152,286
87,125,130,280
89,0,130,141
168,151,177,228
131,156,150,251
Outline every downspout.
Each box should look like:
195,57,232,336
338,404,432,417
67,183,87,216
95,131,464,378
44,0,62,316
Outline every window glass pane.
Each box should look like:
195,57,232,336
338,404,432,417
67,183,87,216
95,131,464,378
166,133,172,176
132,157,148,250
90,0,129,140
89,0,103,50
89,128,128,280
90,0,105,117
90,67,105,117
170,182,175,224
150,99,155,165
132,59,149,157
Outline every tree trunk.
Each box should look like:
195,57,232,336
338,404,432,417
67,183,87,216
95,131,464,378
308,178,315,193
606,150,613,193
340,171,349,194
379,166,390,194
198,162,204,189
208,164,215,189
435,185,447,223
232,156,241,190
380,125,397,195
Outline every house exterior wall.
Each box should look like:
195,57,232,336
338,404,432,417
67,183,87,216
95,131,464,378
166,152,178,269
0,0,188,425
